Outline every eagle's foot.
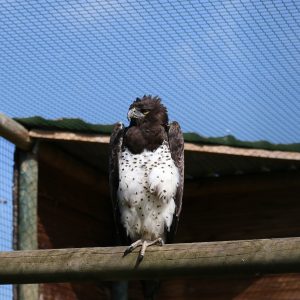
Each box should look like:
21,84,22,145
124,239,143,256
138,238,164,261
124,238,164,261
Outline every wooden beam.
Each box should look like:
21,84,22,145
1,237,300,284
0,113,32,150
17,149,39,299
29,129,110,143
184,143,300,161
29,129,300,161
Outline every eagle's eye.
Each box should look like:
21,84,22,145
141,109,150,115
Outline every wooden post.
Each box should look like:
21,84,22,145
1,237,300,284
17,147,38,299
0,113,32,150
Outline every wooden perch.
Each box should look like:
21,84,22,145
0,113,32,150
1,237,300,284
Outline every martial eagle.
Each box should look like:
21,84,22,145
109,95,184,261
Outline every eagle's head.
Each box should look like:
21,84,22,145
127,95,168,127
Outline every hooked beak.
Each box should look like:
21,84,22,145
127,107,144,121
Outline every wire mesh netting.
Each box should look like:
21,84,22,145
0,1,300,299
0,0,299,143
0,138,14,299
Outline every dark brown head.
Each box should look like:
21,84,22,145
127,95,168,127
124,95,169,153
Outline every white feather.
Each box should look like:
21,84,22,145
117,141,179,241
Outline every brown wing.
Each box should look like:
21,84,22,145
108,122,130,245
166,121,184,243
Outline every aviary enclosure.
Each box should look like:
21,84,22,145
0,114,300,299
0,1,300,299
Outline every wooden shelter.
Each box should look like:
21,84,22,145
1,114,300,299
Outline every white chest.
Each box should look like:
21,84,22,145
117,141,179,241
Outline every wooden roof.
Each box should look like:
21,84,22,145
29,129,300,178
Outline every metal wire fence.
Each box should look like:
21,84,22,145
0,138,14,299
0,0,300,299
1,0,300,143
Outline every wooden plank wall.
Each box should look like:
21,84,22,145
177,171,300,243
37,142,300,299
38,148,113,299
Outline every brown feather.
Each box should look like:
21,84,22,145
166,121,184,242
